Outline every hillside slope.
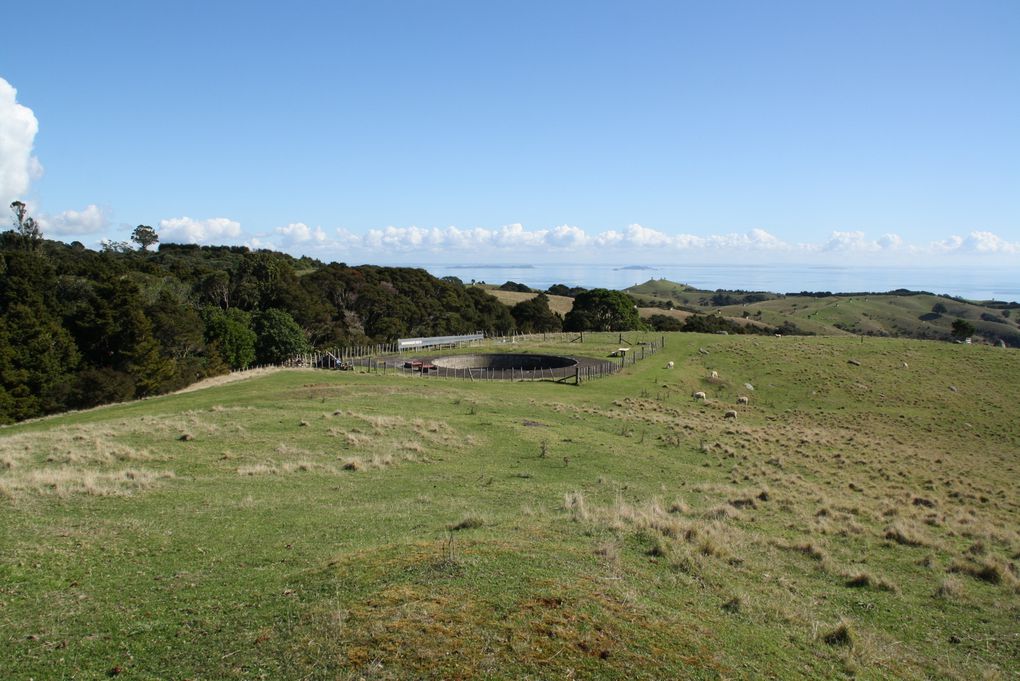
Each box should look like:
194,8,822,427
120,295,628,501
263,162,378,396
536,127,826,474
626,279,1020,344
2,333,1018,679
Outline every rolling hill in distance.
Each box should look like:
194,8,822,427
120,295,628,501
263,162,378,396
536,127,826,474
481,278,1020,346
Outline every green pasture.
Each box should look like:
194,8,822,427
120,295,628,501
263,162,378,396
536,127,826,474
2,333,1017,679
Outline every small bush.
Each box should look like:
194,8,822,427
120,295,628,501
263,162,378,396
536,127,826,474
448,516,484,531
822,620,855,647
844,571,898,592
935,577,964,599
884,523,927,547
721,595,744,614
948,558,1007,585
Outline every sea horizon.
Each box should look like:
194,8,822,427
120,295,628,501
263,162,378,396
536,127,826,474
390,262,1020,304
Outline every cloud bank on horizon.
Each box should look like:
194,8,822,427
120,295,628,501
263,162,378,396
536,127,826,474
148,219,1017,264
1,76,1016,264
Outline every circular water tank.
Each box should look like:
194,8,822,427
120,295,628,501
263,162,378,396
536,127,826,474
430,353,578,371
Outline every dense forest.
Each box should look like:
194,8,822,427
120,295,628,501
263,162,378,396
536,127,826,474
0,213,532,423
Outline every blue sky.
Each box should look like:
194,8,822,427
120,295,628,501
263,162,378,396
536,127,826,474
1,0,1017,265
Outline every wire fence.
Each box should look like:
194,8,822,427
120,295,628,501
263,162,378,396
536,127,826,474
286,332,666,384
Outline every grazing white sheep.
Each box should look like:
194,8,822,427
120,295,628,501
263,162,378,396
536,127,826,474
666,361,675,369
710,370,719,379
693,391,707,400
724,410,737,419
737,395,749,405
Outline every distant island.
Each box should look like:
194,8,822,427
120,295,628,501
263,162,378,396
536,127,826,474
614,265,657,271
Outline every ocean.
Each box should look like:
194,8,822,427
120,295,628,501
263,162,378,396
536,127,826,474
410,263,1020,303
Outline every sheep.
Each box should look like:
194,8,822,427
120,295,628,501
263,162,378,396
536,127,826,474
710,370,719,379
737,395,749,405
666,361,674,369
693,391,707,401
724,410,737,419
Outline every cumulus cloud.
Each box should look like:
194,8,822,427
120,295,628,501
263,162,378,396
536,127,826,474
811,230,912,254
931,231,1018,255
36,204,109,236
0,77,43,206
158,216,242,244
876,233,903,250
352,223,796,255
139,217,1020,264
276,222,327,244
615,223,673,248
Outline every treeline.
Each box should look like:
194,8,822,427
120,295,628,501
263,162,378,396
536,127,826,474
0,229,519,423
644,313,798,336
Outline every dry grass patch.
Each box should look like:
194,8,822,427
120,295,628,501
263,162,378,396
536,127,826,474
884,521,929,547
563,492,745,567
843,570,898,593
947,557,1016,586
0,425,174,499
238,463,280,476
0,467,174,498
935,576,965,599
773,540,829,563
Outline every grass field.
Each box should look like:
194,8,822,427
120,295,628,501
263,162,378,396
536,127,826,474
2,333,1018,679
625,279,1020,343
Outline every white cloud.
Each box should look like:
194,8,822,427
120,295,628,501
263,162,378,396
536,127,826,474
276,222,327,244
812,230,911,253
158,216,242,244
820,230,878,252
619,223,674,248
245,235,278,250
930,231,1018,255
0,77,43,206
130,217,1020,265
876,233,903,250
37,204,109,236
351,223,797,254
960,231,1018,254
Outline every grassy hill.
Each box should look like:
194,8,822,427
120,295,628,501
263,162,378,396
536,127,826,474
718,293,1020,343
626,279,1020,344
2,332,1018,679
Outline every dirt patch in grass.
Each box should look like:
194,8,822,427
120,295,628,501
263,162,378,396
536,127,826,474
292,541,728,679
172,366,286,394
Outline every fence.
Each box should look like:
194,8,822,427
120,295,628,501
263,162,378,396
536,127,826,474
397,333,485,351
288,333,666,384
286,334,488,367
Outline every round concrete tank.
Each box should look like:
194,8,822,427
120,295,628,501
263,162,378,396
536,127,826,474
430,353,578,371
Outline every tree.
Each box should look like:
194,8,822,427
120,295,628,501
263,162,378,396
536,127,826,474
511,294,562,333
252,308,308,365
647,313,684,331
499,281,533,293
547,284,586,297
10,201,41,250
202,307,256,370
100,239,133,254
0,302,80,422
123,306,176,397
932,302,948,315
951,318,975,340
131,224,159,251
563,289,644,332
